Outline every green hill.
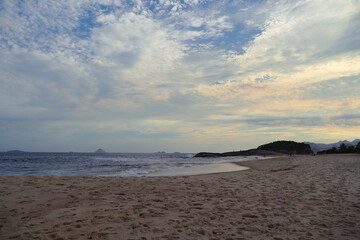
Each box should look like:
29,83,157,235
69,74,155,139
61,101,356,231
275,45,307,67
257,141,313,155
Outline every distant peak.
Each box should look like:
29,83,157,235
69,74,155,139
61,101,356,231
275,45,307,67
95,148,107,153
6,150,26,153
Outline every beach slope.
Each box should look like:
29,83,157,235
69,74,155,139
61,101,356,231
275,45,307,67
0,155,359,239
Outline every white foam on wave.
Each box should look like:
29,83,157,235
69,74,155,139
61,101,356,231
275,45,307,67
146,163,249,176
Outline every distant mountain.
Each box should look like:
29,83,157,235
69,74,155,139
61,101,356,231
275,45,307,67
6,150,26,153
304,139,360,153
257,141,313,155
94,148,107,153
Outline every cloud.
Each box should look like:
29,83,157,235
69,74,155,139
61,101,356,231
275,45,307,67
0,48,93,120
0,0,359,151
233,0,360,68
302,75,360,99
73,130,180,140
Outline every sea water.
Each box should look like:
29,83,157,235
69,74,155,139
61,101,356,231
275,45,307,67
0,152,264,177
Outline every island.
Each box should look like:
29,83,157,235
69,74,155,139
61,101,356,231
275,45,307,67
94,148,107,153
6,150,26,153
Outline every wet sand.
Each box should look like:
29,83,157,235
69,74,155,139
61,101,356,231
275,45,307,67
0,154,359,239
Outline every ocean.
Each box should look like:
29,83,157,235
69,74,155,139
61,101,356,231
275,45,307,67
0,152,263,177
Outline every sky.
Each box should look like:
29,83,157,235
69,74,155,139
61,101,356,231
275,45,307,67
0,0,359,152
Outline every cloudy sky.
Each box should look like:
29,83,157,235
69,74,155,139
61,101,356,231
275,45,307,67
0,0,359,152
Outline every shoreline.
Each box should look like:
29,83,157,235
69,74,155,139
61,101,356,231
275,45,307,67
147,162,249,176
0,153,268,177
146,155,274,177
1,154,359,239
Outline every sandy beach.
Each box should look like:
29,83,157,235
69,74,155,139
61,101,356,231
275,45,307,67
0,154,359,240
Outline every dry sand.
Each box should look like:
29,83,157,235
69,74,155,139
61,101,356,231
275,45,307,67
0,154,359,240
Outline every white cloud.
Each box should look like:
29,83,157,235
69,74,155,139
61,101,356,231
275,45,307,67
1,0,359,151
234,0,360,71
86,12,187,106
192,0,360,102
0,47,94,119
0,1,82,49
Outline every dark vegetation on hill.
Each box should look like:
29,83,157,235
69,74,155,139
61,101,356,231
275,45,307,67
194,149,284,158
257,140,313,155
318,142,360,154
194,140,312,157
